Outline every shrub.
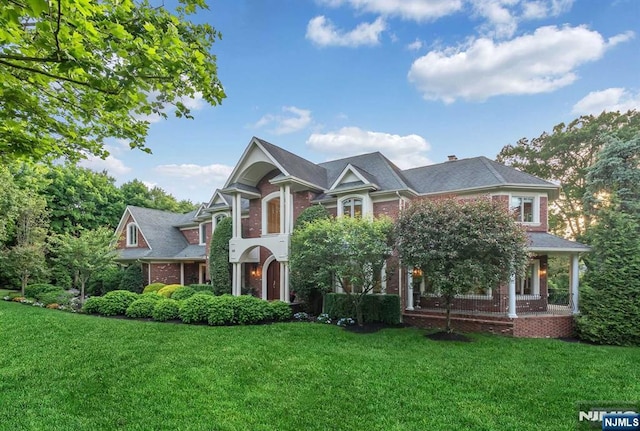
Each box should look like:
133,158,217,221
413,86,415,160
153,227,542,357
140,292,163,301
180,293,218,324
157,284,182,298
39,291,73,306
98,290,139,316
143,283,166,294
152,298,180,322
213,284,231,296
229,295,273,324
119,264,144,293
210,217,232,293
171,286,196,301
189,284,214,293
270,301,292,322
207,296,235,326
88,266,123,296
192,289,214,296
125,297,158,319
24,283,60,299
324,293,400,325
82,296,105,314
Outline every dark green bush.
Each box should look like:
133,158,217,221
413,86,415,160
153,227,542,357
98,290,139,316
24,284,60,299
143,283,166,293
171,286,196,301
152,298,180,322
82,296,105,314
87,266,123,296
39,291,73,306
209,217,232,294
270,301,292,322
193,290,214,297
230,295,272,324
119,264,144,293
189,284,214,293
125,297,158,319
324,293,400,324
207,296,235,326
180,293,218,324
213,284,231,296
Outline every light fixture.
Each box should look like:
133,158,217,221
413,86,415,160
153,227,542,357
412,268,423,278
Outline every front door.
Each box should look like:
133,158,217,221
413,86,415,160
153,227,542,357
266,259,280,300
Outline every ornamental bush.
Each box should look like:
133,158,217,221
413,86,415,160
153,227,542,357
82,296,105,314
24,284,60,299
98,290,139,316
180,293,218,324
39,291,73,306
189,284,214,293
119,264,144,293
207,295,235,326
152,298,180,322
269,301,292,322
157,284,182,298
125,297,159,318
143,283,166,294
324,293,400,325
229,295,272,324
171,286,196,301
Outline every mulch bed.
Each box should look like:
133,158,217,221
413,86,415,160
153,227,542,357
425,331,473,342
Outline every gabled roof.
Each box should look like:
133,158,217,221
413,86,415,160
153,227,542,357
116,206,206,261
329,163,379,191
403,156,558,196
527,232,591,253
255,138,328,188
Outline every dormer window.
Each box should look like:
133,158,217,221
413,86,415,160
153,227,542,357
342,198,363,218
199,223,207,245
510,196,538,223
126,223,138,247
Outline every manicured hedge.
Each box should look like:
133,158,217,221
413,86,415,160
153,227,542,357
82,296,105,314
39,290,73,306
180,293,218,324
270,300,292,322
126,297,158,319
171,286,196,301
189,284,214,293
98,290,139,316
143,283,166,294
229,295,272,324
324,293,400,324
152,298,180,322
206,296,235,326
157,284,182,298
24,284,61,299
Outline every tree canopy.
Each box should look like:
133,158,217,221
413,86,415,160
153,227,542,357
0,0,225,162
396,198,529,333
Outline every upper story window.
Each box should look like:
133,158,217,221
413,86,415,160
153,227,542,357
342,198,363,218
126,223,138,247
510,196,537,223
199,223,207,245
262,193,281,235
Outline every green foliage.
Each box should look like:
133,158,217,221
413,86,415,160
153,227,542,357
209,217,232,295
497,110,640,238
229,295,273,325
293,205,330,230
143,283,166,294
189,284,214,293
121,180,197,213
24,283,59,299
125,297,158,319
152,298,180,322
171,286,196,301
39,290,73,306
0,0,225,163
82,296,105,314
324,294,401,325
87,266,123,296
269,301,292,322
577,210,640,346
157,284,182,298
119,264,144,293
179,293,218,324
396,198,529,333
206,296,235,326
290,216,394,326
98,290,139,316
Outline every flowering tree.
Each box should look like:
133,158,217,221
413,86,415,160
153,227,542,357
290,216,393,326
395,198,529,333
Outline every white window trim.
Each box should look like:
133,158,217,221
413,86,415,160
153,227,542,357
337,194,372,218
509,193,541,225
126,222,138,247
261,192,281,236
198,222,207,245
212,212,229,233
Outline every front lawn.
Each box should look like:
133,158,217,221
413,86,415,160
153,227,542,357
0,301,638,430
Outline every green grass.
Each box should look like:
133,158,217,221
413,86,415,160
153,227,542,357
1,301,638,430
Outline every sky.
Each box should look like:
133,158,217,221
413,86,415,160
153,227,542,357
80,0,640,204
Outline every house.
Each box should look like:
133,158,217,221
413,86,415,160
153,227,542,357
115,137,590,337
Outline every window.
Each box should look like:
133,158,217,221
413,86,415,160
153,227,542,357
511,196,535,223
126,223,138,247
516,261,540,296
199,223,207,245
266,197,280,234
342,198,362,218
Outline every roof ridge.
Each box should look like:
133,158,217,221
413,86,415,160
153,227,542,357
317,151,382,166
478,156,507,184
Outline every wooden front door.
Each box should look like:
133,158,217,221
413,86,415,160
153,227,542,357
266,260,280,300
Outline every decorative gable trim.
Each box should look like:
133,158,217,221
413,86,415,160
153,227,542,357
223,137,290,188
329,164,379,192
205,189,231,210
114,207,152,251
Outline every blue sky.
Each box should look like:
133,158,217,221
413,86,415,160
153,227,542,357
80,0,640,204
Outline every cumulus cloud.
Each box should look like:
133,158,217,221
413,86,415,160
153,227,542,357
78,154,132,175
306,127,432,169
406,38,424,51
253,106,313,135
572,88,640,115
155,163,234,183
306,15,386,47
408,25,629,103
318,0,463,21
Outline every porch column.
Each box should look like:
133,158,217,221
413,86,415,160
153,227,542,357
232,263,242,296
279,262,286,301
406,267,414,311
283,262,290,303
180,262,184,285
232,193,242,238
570,254,580,314
279,186,286,234
508,273,517,318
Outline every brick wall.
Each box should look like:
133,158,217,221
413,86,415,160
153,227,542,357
149,263,181,285
512,315,575,338
183,263,200,285
116,214,149,249
373,200,400,220
182,227,199,245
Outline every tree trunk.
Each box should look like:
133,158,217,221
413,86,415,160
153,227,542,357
80,279,86,303
445,305,452,333
356,302,364,327
21,274,28,296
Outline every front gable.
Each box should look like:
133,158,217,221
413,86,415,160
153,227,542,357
114,207,151,251
329,164,379,194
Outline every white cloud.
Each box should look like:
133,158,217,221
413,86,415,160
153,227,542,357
608,30,635,47
306,15,386,47
572,88,640,115
318,0,463,21
253,106,313,135
406,38,423,51
78,154,132,175
155,163,234,183
471,0,519,39
306,126,432,169
408,25,629,103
